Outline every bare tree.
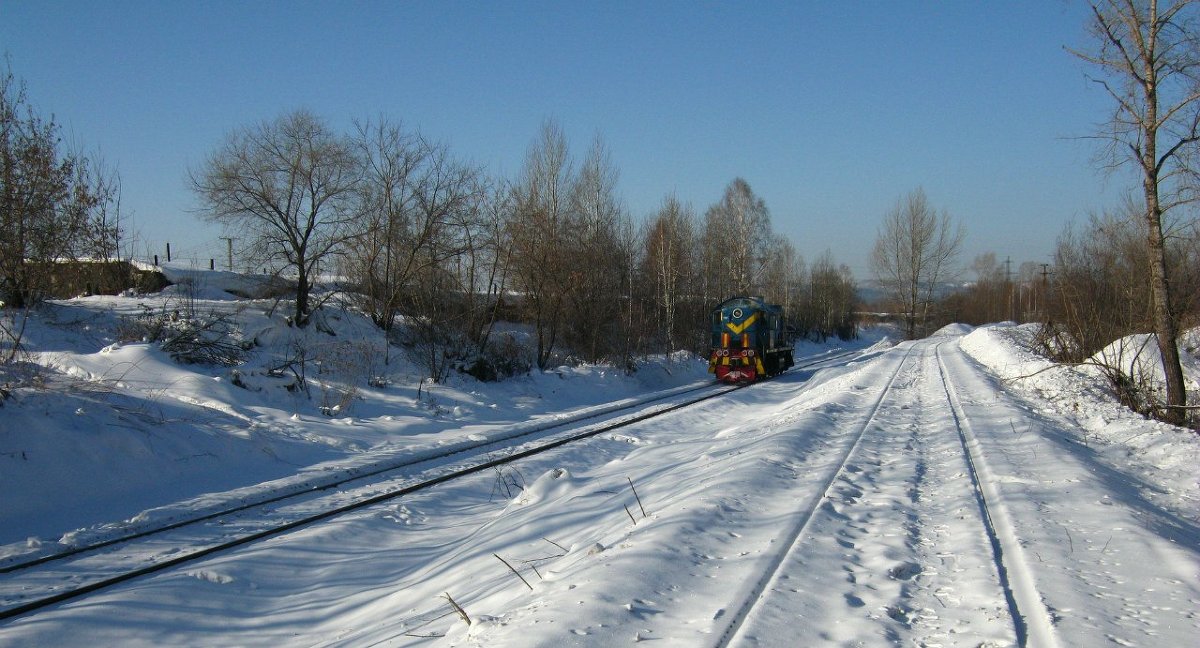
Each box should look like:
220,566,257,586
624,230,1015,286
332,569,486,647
870,188,963,339
344,118,483,339
960,252,1010,324
191,110,359,327
77,157,124,262
451,178,512,357
1042,213,1148,362
563,135,631,363
700,178,772,300
807,250,858,342
1035,210,1200,418
404,156,492,381
1070,0,1199,424
642,194,696,352
343,118,429,332
506,120,575,369
759,235,806,328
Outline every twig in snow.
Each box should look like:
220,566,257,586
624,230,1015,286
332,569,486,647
624,503,637,525
442,592,471,626
488,463,526,501
628,476,647,518
494,552,533,590
542,537,568,554
1009,420,1029,438
523,552,564,562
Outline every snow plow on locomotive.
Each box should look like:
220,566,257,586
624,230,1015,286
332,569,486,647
708,296,794,383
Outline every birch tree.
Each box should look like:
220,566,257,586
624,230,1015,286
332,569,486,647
808,250,858,342
701,178,772,300
642,194,696,351
563,135,630,362
506,120,574,369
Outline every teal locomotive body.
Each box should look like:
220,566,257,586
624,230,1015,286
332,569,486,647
708,296,794,383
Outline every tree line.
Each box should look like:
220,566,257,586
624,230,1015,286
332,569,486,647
189,113,859,380
0,56,858,380
8,1,1190,425
181,0,1200,426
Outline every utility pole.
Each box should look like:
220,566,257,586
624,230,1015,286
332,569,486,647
219,237,235,271
1036,262,1053,321
1005,256,1014,322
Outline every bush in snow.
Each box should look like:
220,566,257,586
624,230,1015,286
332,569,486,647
459,332,532,382
118,303,246,366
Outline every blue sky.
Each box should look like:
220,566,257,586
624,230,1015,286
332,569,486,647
1,1,1129,278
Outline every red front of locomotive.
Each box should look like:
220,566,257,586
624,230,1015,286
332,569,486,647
711,345,764,383
708,300,769,384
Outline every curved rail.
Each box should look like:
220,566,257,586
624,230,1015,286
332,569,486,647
3,377,750,577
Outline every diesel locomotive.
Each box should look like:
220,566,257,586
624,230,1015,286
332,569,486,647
708,296,794,383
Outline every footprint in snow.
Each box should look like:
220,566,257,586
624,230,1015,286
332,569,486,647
889,562,923,581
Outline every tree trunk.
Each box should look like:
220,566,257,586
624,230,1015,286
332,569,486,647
1140,21,1188,425
295,265,310,327
1143,178,1187,424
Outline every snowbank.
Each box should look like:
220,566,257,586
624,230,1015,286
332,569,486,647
0,272,716,554
960,323,1200,523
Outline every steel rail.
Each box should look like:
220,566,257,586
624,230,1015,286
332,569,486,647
1,384,724,576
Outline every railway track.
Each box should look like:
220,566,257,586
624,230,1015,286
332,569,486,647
712,339,1054,647
0,348,864,622
935,343,1060,648
710,341,917,647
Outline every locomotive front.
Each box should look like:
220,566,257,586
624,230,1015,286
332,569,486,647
708,296,793,383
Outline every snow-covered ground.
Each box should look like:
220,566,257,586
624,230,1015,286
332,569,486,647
1,269,1198,647
1,265,719,549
